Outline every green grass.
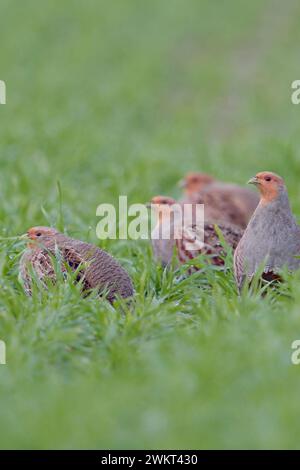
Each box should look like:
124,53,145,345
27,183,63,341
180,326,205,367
1,0,300,449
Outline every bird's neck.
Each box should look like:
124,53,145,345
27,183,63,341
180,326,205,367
259,189,291,211
249,189,294,229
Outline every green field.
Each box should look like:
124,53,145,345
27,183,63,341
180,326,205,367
1,0,300,449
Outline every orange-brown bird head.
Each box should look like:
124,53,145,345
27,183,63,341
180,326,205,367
149,196,178,221
150,196,176,207
248,172,286,204
26,226,60,247
179,172,215,197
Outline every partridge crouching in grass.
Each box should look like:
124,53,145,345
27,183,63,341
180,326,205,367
180,172,259,228
150,196,243,270
234,172,300,292
19,227,134,303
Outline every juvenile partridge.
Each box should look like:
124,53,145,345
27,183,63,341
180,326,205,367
150,196,243,270
234,172,300,291
180,172,259,228
19,226,134,303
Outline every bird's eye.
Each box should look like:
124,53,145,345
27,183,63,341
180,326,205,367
264,176,272,182
36,232,42,237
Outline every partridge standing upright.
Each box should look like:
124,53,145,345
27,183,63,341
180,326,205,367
19,226,134,303
234,172,300,291
149,196,179,266
180,172,259,228
150,196,243,270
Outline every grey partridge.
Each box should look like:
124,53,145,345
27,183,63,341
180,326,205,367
19,226,134,303
234,172,300,291
150,196,243,270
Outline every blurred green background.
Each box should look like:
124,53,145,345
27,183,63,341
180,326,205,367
1,0,300,449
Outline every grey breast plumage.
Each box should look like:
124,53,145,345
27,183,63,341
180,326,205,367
234,191,300,291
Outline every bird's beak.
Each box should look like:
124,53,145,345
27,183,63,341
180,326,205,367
247,176,259,185
178,179,186,188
